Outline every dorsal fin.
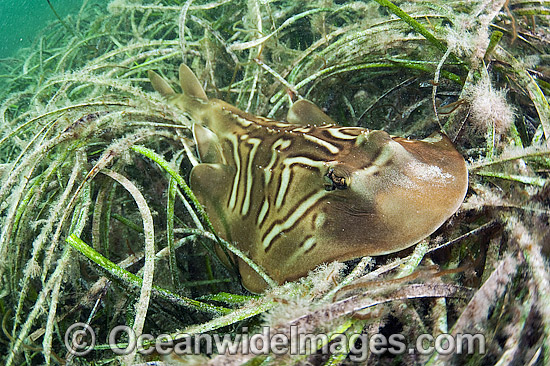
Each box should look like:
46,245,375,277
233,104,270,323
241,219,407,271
179,64,208,101
287,99,336,126
148,70,176,97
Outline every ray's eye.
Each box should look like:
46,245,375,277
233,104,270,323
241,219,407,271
324,167,350,191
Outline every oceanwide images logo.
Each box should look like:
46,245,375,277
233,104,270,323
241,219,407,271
65,323,485,361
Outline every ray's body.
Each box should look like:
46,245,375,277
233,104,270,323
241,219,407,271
149,65,468,292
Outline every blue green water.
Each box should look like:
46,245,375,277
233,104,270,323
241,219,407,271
0,0,83,58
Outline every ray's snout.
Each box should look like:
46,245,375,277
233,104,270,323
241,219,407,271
371,132,467,252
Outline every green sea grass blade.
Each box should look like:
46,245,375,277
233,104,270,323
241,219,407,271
45,0,79,39
66,234,230,315
498,48,550,143
130,145,216,235
167,176,178,287
178,298,275,336
373,0,447,53
198,292,260,305
484,31,503,60
476,171,547,187
111,213,144,233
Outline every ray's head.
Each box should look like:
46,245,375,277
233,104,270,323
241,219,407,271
319,130,468,256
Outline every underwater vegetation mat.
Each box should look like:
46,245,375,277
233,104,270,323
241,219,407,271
0,0,549,364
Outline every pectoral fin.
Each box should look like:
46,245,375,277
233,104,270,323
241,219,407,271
190,163,234,242
192,124,225,164
287,99,336,126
